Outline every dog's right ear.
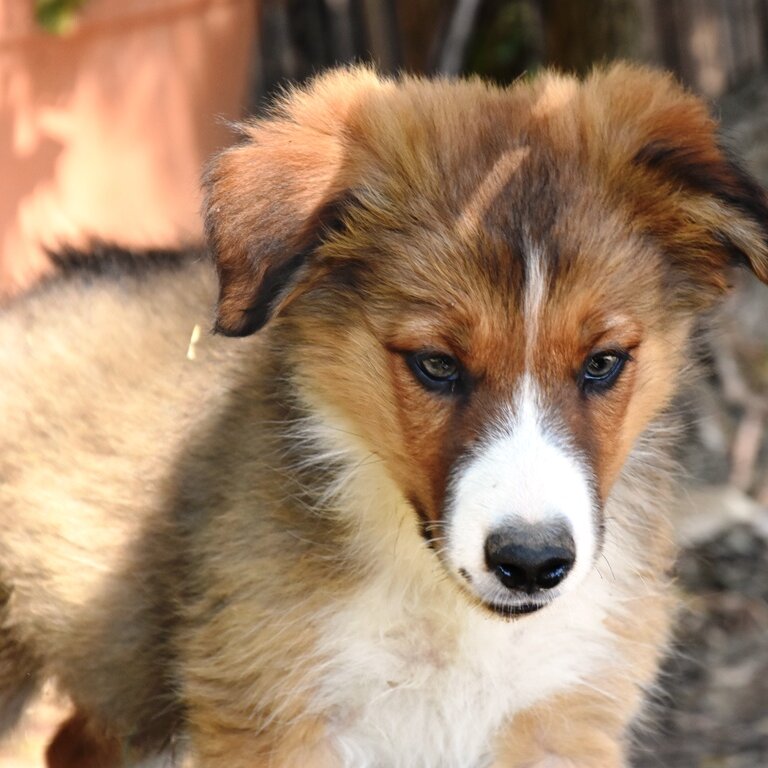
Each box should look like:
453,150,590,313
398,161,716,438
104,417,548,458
204,68,383,337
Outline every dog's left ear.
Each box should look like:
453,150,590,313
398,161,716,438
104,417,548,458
592,64,768,302
204,68,383,336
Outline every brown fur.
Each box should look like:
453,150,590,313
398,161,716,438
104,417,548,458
1,64,767,767
46,711,121,768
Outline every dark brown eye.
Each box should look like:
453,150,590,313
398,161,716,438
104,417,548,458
580,350,629,392
420,355,458,380
407,351,461,394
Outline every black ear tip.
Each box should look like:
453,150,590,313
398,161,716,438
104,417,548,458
213,305,269,337
213,250,311,337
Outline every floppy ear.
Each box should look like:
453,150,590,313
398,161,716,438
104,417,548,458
204,68,383,336
591,64,768,303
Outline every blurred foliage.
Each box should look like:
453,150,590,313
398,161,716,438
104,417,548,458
540,0,640,75
34,0,87,34
463,0,644,83
465,1,543,82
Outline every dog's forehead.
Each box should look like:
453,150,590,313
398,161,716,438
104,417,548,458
350,88,651,284
354,136,658,339
313,76,703,362
355,75,582,201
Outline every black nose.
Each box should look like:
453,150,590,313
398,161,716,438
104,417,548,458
484,522,575,594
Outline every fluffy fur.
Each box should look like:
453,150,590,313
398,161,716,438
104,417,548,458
1,64,767,768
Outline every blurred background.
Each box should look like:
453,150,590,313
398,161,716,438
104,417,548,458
1,1,768,766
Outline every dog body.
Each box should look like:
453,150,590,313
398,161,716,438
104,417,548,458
1,66,767,767
0,258,669,768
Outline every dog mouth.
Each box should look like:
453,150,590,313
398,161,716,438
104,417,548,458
455,568,551,618
483,599,548,617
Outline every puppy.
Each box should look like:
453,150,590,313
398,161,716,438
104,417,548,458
1,64,767,768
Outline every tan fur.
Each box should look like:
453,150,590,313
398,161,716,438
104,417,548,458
1,65,767,767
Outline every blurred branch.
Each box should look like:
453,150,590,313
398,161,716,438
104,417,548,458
731,409,766,492
540,0,640,74
711,334,768,493
438,0,483,75
323,0,358,62
360,0,402,72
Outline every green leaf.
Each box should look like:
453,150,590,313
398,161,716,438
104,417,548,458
34,0,87,35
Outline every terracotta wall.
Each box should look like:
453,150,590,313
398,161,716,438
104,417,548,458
0,0,257,296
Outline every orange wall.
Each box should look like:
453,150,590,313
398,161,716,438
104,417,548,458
0,0,257,295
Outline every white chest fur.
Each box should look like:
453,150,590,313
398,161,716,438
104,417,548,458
310,558,621,768
297,410,634,767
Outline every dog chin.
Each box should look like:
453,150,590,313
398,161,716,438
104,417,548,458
452,574,551,618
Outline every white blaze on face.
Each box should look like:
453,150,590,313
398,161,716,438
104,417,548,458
445,238,597,605
445,381,598,605
446,240,599,606
523,241,547,365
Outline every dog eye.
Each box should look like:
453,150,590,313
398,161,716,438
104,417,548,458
580,350,629,392
407,352,461,394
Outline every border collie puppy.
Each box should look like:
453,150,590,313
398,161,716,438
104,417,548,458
1,64,767,767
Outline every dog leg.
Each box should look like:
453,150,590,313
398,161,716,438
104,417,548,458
491,685,633,768
45,710,123,768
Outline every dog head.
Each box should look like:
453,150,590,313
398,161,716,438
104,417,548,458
205,65,768,615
